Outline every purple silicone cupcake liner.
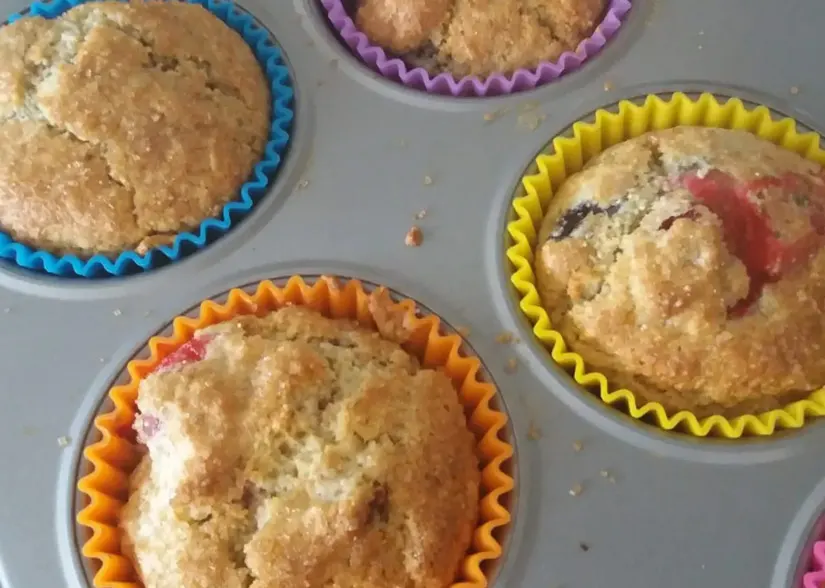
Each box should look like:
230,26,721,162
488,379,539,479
804,541,825,588
320,0,632,97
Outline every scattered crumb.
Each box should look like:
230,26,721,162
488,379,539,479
495,331,514,344
599,469,610,478
527,421,542,441
99,357,106,363
698,29,704,35
423,175,433,186
517,111,546,131
579,542,590,552
57,436,71,448
504,357,518,373
297,179,310,190
790,86,800,95
456,326,471,338
603,80,614,92
112,308,122,317
697,44,703,50
573,440,583,452
414,209,427,220
483,109,502,122
569,483,583,497
405,225,423,247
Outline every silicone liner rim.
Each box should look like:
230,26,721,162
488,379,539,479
803,541,825,588
76,275,515,588
505,91,825,438
0,0,295,278
319,0,631,97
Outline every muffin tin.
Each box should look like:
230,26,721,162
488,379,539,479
1,0,824,587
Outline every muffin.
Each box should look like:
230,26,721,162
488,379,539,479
354,0,606,77
0,1,270,257
120,305,480,588
535,126,825,418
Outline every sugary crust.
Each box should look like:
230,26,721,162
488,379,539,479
535,127,825,417
0,1,270,256
355,0,605,77
120,305,479,588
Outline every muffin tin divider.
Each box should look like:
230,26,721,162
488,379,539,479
0,0,824,587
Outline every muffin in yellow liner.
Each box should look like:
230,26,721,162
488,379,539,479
76,275,514,588
506,91,825,438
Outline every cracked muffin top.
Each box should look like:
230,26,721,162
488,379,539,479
120,303,480,588
0,1,270,257
536,126,825,417
355,0,605,77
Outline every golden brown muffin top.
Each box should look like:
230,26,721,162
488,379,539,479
536,127,825,417
356,0,605,77
0,1,269,256
120,305,479,588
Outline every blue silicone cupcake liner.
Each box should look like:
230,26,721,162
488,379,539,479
0,0,294,278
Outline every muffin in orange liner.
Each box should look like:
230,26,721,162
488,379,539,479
76,275,514,588
506,92,825,438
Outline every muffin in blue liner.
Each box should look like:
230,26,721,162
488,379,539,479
0,0,294,278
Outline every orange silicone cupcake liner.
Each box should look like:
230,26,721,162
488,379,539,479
76,275,515,588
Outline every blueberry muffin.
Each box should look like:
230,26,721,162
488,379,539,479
536,126,825,417
0,1,269,257
354,0,606,77
120,304,479,588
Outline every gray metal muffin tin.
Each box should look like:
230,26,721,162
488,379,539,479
0,0,824,587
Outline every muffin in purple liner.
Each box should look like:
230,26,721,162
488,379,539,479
321,0,631,97
804,541,825,588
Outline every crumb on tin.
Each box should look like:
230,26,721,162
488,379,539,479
297,179,310,190
415,209,427,220
579,542,590,552
483,109,502,122
527,421,541,441
423,175,433,186
112,308,122,317
405,225,423,247
569,483,583,497
456,326,471,338
57,436,71,448
517,111,546,131
790,86,800,95
495,331,514,344
573,440,583,452
603,80,614,92
504,357,518,373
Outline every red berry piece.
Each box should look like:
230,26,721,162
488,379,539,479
154,335,212,373
681,169,825,316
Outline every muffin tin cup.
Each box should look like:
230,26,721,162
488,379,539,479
505,91,825,438
75,275,515,588
319,0,632,97
0,0,294,278
805,541,825,588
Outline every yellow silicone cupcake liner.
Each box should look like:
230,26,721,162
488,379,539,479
76,276,514,588
506,91,825,438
